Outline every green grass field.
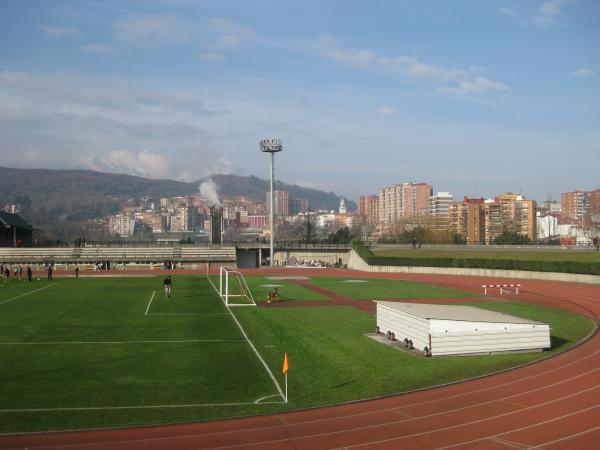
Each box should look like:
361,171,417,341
0,274,594,433
372,248,600,263
309,277,474,299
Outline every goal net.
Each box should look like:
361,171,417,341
218,266,257,307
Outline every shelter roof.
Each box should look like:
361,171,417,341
375,301,545,325
0,211,32,230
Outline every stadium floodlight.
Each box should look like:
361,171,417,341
260,138,283,267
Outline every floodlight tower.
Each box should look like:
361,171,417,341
260,138,283,267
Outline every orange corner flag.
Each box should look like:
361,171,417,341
282,352,289,374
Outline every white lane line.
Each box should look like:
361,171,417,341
338,386,600,450
531,424,600,449
84,383,598,450
0,339,246,345
187,348,600,438
144,290,155,315
435,404,600,449
207,273,286,403
0,283,56,306
206,369,600,450
0,400,285,413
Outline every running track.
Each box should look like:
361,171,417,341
1,268,599,450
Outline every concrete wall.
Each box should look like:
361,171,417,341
347,250,600,285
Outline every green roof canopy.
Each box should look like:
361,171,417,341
0,211,32,230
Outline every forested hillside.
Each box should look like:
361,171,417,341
0,167,356,239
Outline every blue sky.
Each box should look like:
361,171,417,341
0,0,598,202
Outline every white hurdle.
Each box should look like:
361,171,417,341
482,283,520,296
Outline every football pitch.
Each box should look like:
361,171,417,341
0,274,594,433
0,276,284,433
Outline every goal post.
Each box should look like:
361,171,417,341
219,266,257,307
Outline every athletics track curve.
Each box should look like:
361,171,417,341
1,268,599,450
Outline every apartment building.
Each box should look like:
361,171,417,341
449,194,536,244
109,214,136,237
429,192,453,229
359,195,379,225
266,190,289,215
378,182,433,225
561,191,590,222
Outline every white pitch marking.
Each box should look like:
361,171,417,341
144,290,155,315
207,271,286,402
0,283,56,306
254,394,283,404
0,339,246,345
0,400,286,413
149,312,230,316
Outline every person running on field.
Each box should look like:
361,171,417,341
163,275,172,298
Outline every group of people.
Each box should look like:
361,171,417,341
1,264,33,282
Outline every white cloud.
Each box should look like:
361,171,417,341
81,43,118,56
199,51,227,62
84,149,170,179
207,18,255,50
532,0,575,28
114,14,190,46
571,68,596,77
0,71,234,181
497,7,517,19
440,77,509,95
374,106,398,116
303,34,505,95
40,25,83,37
308,34,376,67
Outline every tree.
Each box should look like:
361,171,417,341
493,231,532,245
325,226,352,244
301,213,317,244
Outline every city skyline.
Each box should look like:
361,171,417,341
1,0,599,202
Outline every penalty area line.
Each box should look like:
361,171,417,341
0,339,247,345
0,283,56,306
0,400,286,413
144,290,155,315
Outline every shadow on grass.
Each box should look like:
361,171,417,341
550,336,570,351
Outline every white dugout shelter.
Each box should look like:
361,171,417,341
375,301,551,356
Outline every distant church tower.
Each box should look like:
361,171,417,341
339,197,346,214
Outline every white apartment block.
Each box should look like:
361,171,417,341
379,182,433,225
430,192,453,217
109,214,136,237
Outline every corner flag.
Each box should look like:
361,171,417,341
282,352,289,374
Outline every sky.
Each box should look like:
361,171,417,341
0,0,599,202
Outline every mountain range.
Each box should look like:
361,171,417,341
0,167,356,238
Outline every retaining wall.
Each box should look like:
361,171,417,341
347,250,600,285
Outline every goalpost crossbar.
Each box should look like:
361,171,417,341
219,266,257,307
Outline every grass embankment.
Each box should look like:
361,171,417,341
354,241,600,275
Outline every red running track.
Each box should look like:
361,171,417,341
1,268,599,450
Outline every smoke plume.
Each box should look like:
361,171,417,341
199,179,221,206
